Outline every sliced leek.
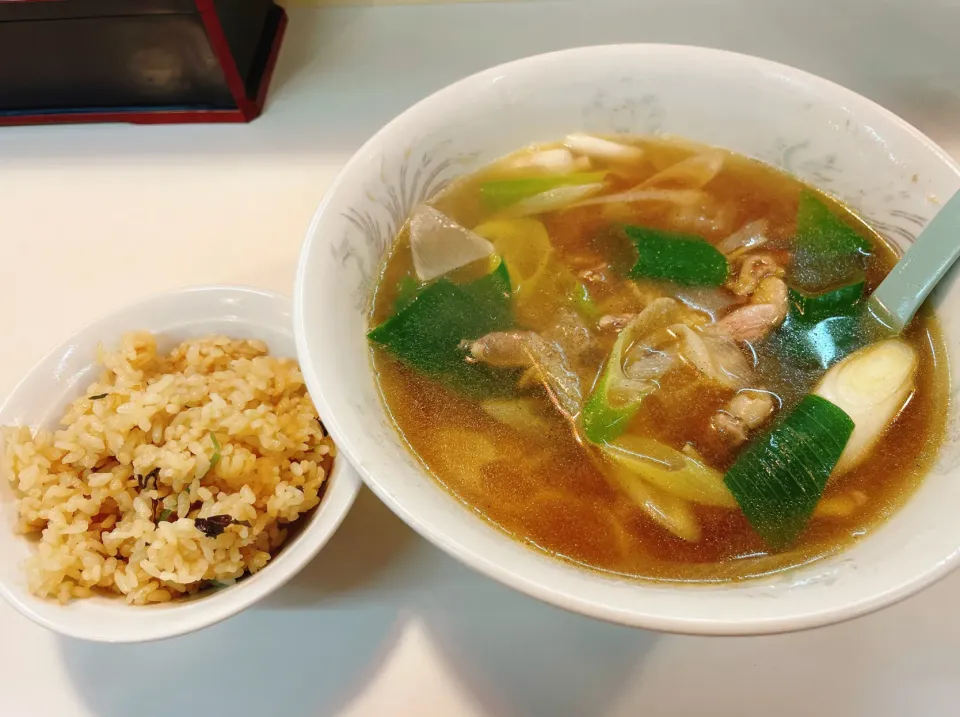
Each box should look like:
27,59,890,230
813,338,918,476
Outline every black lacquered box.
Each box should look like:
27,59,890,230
0,0,287,125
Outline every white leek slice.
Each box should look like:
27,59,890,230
409,205,495,282
813,338,918,476
602,435,736,509
563,133,644,164
595,449,702,542
508,148,578,174
497,183,606,218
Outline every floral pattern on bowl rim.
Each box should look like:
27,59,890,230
296,45,960,633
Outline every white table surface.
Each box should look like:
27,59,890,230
2,2,960,715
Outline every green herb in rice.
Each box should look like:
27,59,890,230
209,431,222,470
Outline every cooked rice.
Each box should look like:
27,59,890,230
1,332,334,604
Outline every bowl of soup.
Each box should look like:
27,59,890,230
294,45,960,634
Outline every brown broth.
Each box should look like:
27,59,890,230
369,137,950,582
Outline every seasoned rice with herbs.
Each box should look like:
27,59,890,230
1,332,334,604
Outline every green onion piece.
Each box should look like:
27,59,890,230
582,371,640,444
581,304,682,443
393,275,423,313
788,276,865,324
793,190,872,289
88,393,108,400
583,299,688,443
571,281,602,320
480,172,607,211
368,261,516,396
157,508,173,522
795,190,871,256
778,315,863,370
767,304,881,373
724,394,855,550
624,226,729,286
209,432,222,468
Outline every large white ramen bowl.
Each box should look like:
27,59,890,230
294,46,960,635
0,286,361,642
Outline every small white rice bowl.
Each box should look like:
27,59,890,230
0,286,360,642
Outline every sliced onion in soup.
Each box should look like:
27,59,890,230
481,397,555,438
623,347,676,383
409,205,495,282
672,285,740,321
672,326,752,389
641,151,725,190
716,219,770,256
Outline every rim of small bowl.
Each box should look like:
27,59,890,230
294,44,960,635
0,284,361,642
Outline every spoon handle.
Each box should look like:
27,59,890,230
868,191,960,333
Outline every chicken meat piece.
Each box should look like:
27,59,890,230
715,277,788,343
729,252,785,297
598,313,637,332
711,390,776,446
465,331,583,422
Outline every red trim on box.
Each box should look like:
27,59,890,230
0,108,249,127
194,0,255,120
